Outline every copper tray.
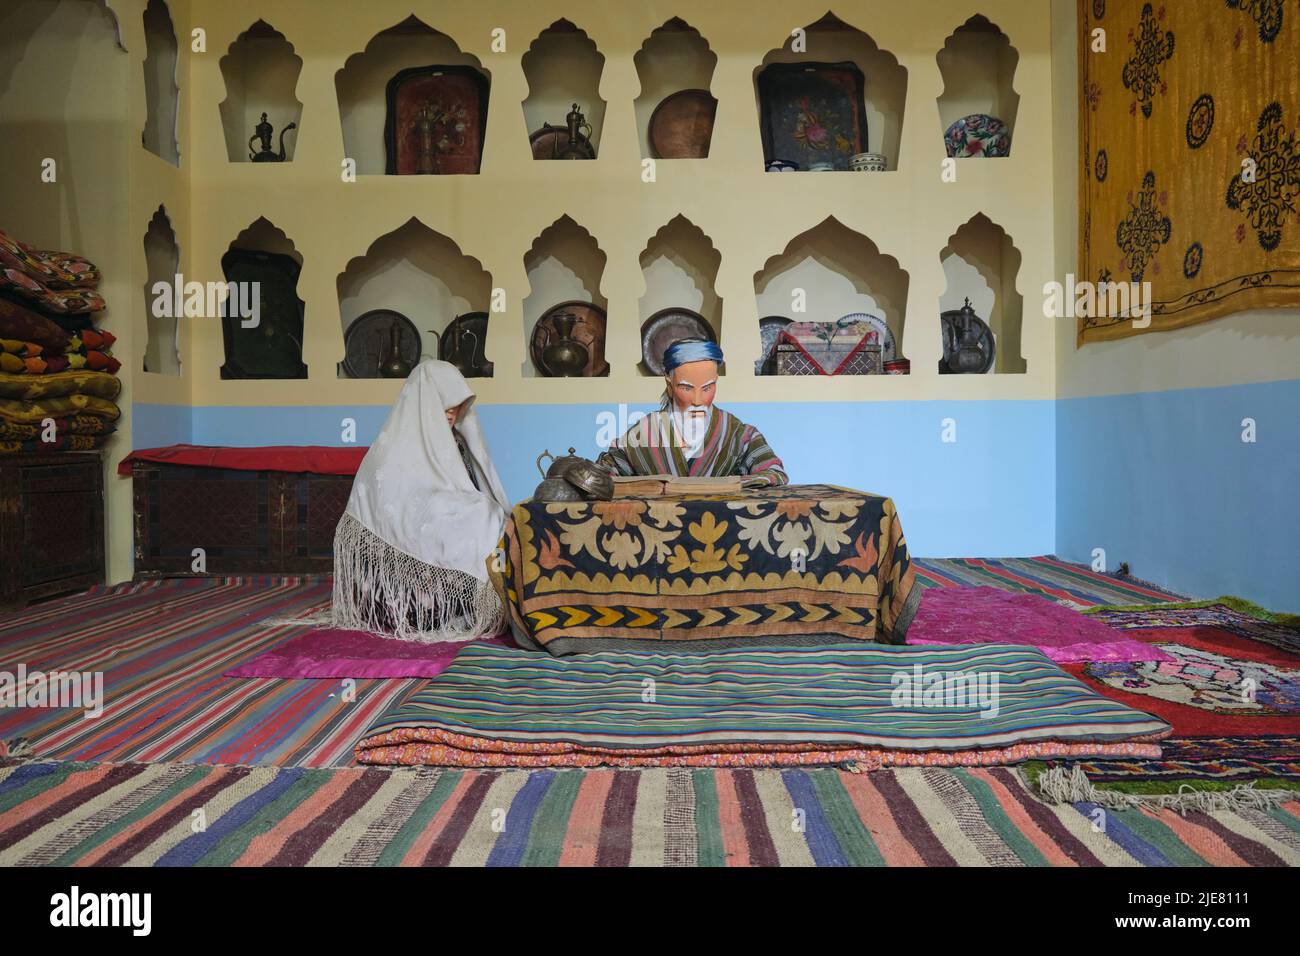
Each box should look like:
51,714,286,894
648,90,717,159
529,301,609,376
529,125,596,160
640,307,716,376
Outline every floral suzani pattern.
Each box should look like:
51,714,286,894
490,484,921,655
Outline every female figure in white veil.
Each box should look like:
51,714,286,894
332,359,510,643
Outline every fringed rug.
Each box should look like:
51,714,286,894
3,758,1298,866
1024,600,1300,807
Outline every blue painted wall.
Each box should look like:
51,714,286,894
138,380,1300,612
132,402,191,446
1057,378,1300,612
133,400,1058,559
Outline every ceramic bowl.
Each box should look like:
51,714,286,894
943,114,1011,158
849,152,888,171
765,159,800,172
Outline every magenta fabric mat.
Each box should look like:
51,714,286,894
906,586,1174,663
225,628,511,679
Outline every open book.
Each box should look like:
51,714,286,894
611,474,770,497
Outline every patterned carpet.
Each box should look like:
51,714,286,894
11,558,1293,867
0,559,1183,769
3,760,1298,866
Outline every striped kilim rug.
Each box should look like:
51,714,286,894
0,560,1183,769
356,642,1170,769
2,759,1297,866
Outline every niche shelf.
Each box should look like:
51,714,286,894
939,213,1026,373
218,20,303,163
336,218,491,378
522,20,605,160
220,218,306,379
753,217,910,375
141,0,180,166
142,206,181,375
638,215,723,376
335,15,490,176
936,15,1020,158
634,19,717,160
754,12,907,171
523,216,608,377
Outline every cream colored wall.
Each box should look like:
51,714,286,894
182,0,1059,412
1049,0,1300,398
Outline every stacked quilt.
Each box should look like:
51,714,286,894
0,228,118,454
356,642,1171,770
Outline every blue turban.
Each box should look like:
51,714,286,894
663,338,724,374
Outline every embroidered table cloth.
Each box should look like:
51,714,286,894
489,483,920,656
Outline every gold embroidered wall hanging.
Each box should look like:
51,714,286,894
1078,0,1300,344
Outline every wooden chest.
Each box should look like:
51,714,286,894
131,462,353,577
0,453,105,609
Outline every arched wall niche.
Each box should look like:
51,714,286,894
335,15,490,176
936,14,1020,157
754,12,907,171
633,19,716,160
522,20,606,158
142,0,180,166
219,20,303,163
638,215,724,376
523,215,608,376
939,212,1026,373
336,218,492,377
753,216,911,373
143,205,181,375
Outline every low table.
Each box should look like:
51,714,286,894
491,483,920,655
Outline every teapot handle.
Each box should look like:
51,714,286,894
535,450,554,478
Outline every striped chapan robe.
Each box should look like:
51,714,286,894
597,406,788,485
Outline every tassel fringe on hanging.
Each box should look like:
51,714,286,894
331,512,505,644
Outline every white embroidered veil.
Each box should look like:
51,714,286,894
331,359,509,642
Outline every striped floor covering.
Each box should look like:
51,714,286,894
2,759,1296,867
0,560,1182,769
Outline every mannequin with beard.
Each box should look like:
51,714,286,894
596,338,788,486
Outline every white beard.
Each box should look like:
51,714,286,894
673,405,712,459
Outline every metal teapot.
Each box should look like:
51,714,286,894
533,447,614,501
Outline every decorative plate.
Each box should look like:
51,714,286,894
756,62,869,171
384,65,490,175
342,309,421,378
529,301,609,377
640,308,717,376
439,311,493,378
755,316,792,375
943,114,1011,158
529,125,596,160
837,312,896,363
648,90,717,159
